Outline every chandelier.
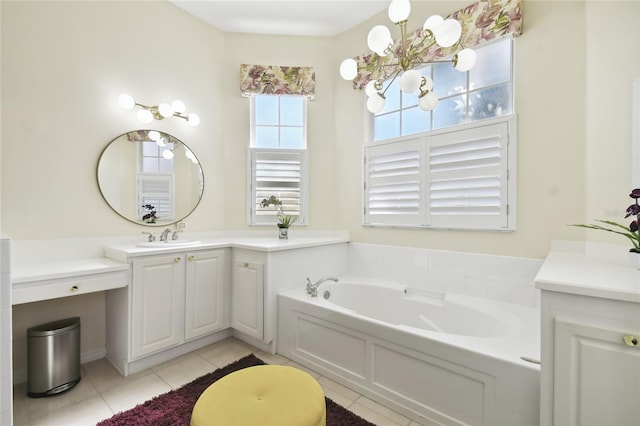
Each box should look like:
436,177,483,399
117,94,200,126
339,0,477,114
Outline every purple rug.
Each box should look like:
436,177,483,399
97,354,375,426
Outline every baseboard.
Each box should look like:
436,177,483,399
13,346,107,385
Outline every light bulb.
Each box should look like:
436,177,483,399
420,75,433,92
117,94,135,110
162,149,174,160
339,58,358,80
158,103,173,118
148,130,160,141
137,109,153,123
423,15,443,35
399,70,422,93
388,0,410,23
366,93,386,114
365,80,380,97
367,25,393,56
172,100,186,114
156,137,166,147
187,113,200,126
418,91,439,111
434,19,462,48
184,148,195,161
454,48,477,72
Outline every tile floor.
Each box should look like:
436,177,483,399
12,338,424,426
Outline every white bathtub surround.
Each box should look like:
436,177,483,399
278,281,540,426
347,242,543,308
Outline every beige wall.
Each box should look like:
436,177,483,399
2,1,639,255
1,1,639,367
334,0,640,259
0,0,226,239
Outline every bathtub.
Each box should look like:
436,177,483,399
277,279,540,426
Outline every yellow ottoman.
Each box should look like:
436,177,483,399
191,365,326,426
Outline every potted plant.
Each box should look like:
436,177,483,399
142,204,157,224
260,195,298,239
571,188,640,267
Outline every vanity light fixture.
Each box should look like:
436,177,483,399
339,0,477,113
117,94,200,126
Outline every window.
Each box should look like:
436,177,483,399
372,38,513,141
137,140,175,221
364,116,516,230
248,94,308,225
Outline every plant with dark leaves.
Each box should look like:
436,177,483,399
572,188,640,252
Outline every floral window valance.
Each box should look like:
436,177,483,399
240,64,316,99
350,0,523,90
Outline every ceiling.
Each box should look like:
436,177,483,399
168,0,389,37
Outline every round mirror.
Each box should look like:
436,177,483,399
97,130,204,226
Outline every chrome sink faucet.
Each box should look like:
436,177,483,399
306,276,339,297
160,228,171,242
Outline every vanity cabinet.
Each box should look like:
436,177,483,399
231,258,264,340
535,249,640,426
106,247,230,375
131,254,185,358
185,250,226,339
131,249,227,359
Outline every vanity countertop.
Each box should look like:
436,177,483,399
12,257,129,284
104,234,350,261
535,250,640,303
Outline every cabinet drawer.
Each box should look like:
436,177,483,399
13,271,128,305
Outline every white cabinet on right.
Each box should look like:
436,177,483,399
536,248,640,426
552,317,640,425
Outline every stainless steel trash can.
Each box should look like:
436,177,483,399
27,317,81,397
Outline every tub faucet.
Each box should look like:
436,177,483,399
160,228,171,242
306,276,339,297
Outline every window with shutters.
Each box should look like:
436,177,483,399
137,140,175,221
364,116,515,230
248,94,308,225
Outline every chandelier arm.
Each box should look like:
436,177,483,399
408,37,439,64
380,68,403,96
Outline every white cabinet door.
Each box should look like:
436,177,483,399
131,254,185,359
185,250,225,340
231,259,264,340
554,318,640,425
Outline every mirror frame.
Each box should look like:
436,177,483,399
97,130,204,227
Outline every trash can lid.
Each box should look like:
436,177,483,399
27,317,80,336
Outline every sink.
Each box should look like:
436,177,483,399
136,240,201,248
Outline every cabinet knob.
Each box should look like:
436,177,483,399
70,285,79,292
243,262,249,267
175,257,181,263
623,335,638,347
188,255,195,261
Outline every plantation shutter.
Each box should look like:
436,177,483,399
137,173,174,220
249,149,307,225
363,117,514,230
364,139,424,226
427,121,510,229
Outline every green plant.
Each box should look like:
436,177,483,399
571,188,640,252
260,195,298,228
